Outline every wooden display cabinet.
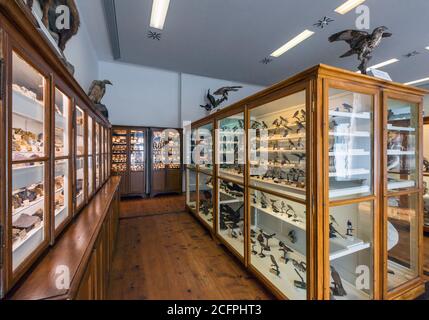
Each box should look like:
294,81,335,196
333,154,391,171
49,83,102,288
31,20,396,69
0,1,112,298
423,117,429,234
185,64,427,300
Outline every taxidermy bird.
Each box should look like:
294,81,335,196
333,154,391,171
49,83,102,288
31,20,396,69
331,266,347,296
88,80,113,104
27,0,80,52
329,26,392,74
200,86,242,111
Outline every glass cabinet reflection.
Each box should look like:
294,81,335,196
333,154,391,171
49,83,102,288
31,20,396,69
198,173,214,229
197,123,213,173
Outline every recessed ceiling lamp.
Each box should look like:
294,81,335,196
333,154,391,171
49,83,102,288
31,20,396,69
335,0,366,15
150,0,171,30
367,58,399,70
404,77,429,86
270,30,315,58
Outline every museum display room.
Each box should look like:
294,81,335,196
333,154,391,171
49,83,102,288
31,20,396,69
186,65,427,300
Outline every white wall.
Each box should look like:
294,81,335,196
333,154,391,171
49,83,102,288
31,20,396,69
99,60,265,128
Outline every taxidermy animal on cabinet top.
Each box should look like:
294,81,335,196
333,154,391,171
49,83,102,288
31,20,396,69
27,0,81,52
329,26,392,74
200,86,242,112
88,80,113,104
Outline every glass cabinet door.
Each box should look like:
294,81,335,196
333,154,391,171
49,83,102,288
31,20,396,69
75,106,85,209
198,173,214,229
87,116,94,196
327,88,375,300
130,130,145,172
249,91,307,199
112,129,127,174
164,129,181,170
186,169,197,212
197,123,213,173
11,52,47,272
95,123,100,188
248,89,308,299
218,113,245,183
53,88,71,230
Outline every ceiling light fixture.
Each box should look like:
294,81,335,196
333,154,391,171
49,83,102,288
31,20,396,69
270,30,315,58
404,77,429,86
150,0,171,30
367,58,399,70
335,0,366,15
426,46,429,51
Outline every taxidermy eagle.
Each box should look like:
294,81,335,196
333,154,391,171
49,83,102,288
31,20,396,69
27,0,80,52
200,86,243,112
88,80,113,105
329,26,392,74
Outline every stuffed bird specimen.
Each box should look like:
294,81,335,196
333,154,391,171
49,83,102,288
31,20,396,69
329,26,392,74
88,80,113,104
27,0,80,52
200,86,243,111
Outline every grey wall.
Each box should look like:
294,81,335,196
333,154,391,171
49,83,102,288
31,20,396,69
99,60,265,128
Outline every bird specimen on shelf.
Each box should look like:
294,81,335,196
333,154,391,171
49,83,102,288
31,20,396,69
288,230,297,243
328,26,392,75
330,266,347,296
300,109,306,120
346,220,354,237
294,269,307,289
424,158,429,172
296,121,305,134
282,154,291,165
280,116,288,125
296,138,305,150
270,255,281,276
329,222,347,239
260,229,276,249
279,241,293,263
342,103,353,113
288,139,297,150
283,129,289,138
285,204,295,218
293,110,301,120
293,153,306,164
251,238,258,255
329,214,339,226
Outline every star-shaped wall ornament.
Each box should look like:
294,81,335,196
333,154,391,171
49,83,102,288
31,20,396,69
260,57,273,65
313,16,334,29
403,51,420,58
147,31,162,40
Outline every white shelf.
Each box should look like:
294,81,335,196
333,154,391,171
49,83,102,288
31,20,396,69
329,185,370,198
218,170,244,183
12,90,44,122
329,169,370,178
388,180,415,190
252,203,306,231
12,196,44,216
12,164,44,191
329,150,369,156
259,148,306,154
329,237,371,261
329,111,370,119
387,150,415,156
387,124,415,132
12,223,43,252
329,131,370,137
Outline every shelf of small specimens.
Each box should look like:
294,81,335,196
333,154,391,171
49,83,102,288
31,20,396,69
328,90,373,200
130,130,145,172
76,157,85,207
75,106,85,156
152,130,181,170
54,88,70,157
386,99,418,191
248,91,306,199
54,160,69,229
112,129,128,173
196,124,213,173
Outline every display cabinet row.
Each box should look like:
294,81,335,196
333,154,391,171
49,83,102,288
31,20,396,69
185,64,427,300
0,1,112,298
111,125,183,198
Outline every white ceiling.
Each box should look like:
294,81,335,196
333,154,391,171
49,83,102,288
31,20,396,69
79,0,429,86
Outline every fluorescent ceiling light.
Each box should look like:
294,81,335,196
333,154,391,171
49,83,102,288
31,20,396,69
150,0,170,30
270,30,315,58
367,58,399,70
335,0,366,14
426,46,429,51
404,77,429,86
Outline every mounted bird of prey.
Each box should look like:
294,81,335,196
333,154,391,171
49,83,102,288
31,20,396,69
88,80,113,104
200,86,243,112
329,26,392,74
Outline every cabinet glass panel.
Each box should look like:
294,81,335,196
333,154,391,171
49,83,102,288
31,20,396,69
88,156,93,195
112,129,127,173
329,201,374,300
217,179,245,257
76,157,85,207
197,124,213,173
249,188,307,299
12,162,46,271
387,99,419,191
153,129,181,170
186,169,197,211
130,130,145,171
75,106,85,156
249,91,306,199
185,128,197,169
387,194,419,291
88,116,93,156
218,113,245,183
95,155,100,188
328,89,373,200
198,173,214,229
54,159,69,229
12,52,46,161
95,123,100,155
424,176,429,229
54,88,70,157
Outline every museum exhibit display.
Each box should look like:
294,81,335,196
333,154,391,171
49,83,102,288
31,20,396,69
185,64,427,300
0,1,113,299
423,117,429,233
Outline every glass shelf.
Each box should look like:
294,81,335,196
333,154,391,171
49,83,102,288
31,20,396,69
328,89,373,201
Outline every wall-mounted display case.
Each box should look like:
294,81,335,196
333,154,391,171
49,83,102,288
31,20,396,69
0,2,112,297
185,64,427,300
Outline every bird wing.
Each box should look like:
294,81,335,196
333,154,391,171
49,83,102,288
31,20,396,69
329,30,369,47
206,90,217,106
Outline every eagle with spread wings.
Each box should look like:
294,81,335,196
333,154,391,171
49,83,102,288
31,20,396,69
329,26,392,74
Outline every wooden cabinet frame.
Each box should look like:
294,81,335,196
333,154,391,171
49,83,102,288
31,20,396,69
185,64,427,300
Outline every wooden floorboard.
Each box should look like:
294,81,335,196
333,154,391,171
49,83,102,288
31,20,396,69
119,194,186,219
108,198,274,300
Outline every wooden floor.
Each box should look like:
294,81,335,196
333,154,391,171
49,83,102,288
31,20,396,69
108,195,274,300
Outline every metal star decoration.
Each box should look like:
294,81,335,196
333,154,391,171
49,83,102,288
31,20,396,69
260,57,273,64
147,31,162,40
403,51,420,58
314,16,334,29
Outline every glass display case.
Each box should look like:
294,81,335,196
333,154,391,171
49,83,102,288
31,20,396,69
75,106,86,210
88,116,94,197
423,117,429,233
53,88,71,232
10,52,48,273
95,122,100,189
197,124,213,174
186,169,197,212
129,129,146,195
185,65,426,300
